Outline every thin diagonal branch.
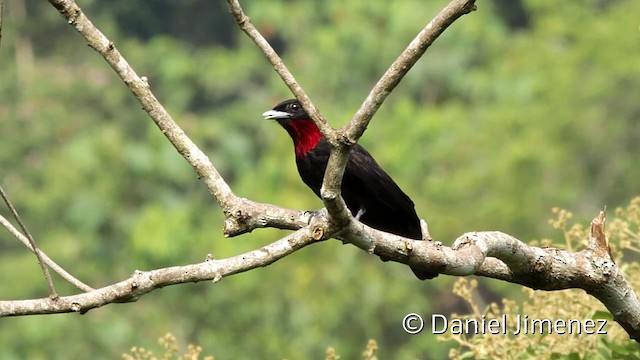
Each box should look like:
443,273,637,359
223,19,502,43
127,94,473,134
0,214,94,292
0,185,58,299
225,0,354,223
321,0,476,212
46,0,315,234
343,0,477,142
225,0,333,142
47,0,235,211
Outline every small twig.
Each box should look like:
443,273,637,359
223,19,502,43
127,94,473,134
0,215,94,292
420,219,432,241
0,186,58,299
0,0,4,47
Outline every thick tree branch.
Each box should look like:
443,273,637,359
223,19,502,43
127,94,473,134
6,206,638,342
223,198,317,237
336,212,640,341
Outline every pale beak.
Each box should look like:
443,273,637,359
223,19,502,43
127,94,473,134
262,109,291,120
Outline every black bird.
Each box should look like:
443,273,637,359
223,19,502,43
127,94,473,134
263,99,432,280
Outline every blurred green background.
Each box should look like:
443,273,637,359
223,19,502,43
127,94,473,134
1,0,639,358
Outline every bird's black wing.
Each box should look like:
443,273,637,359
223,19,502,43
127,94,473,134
296,140,421,239
345,145,436,279
341,144,422,240
297,141,434,279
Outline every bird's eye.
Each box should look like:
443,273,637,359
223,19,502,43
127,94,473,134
289,103,299,112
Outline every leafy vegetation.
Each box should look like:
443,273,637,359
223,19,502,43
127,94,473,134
1,0,639,358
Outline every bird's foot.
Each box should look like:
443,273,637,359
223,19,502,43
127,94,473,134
305,208,328,224
355,207,366,220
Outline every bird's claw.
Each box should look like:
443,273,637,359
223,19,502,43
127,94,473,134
305,208,328,224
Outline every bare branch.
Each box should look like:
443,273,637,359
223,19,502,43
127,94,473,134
45,0,312,236
47,0,236,211
337,213,640,342
320,0,476,217
0,185,58,298
225,0,354,224
225,0,334,142
0,214,94,293
0,224,325,316
5,202,639,342
223,198,317,237
344,0,477,142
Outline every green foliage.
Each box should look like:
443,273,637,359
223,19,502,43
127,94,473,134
1,0,639,358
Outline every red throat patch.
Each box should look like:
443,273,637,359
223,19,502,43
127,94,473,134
283,119,323,157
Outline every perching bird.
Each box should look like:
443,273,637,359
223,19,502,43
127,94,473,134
262,99,432,280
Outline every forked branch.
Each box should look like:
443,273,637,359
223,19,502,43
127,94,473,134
225,0,477,231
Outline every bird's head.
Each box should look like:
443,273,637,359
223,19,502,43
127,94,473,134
263,99,323,156
262,99,309,123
